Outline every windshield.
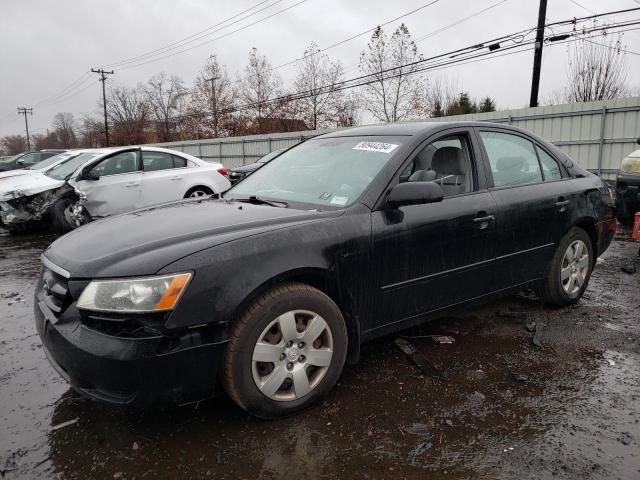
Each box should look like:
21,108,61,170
16,152,42,165
227,136,406,208
27,151,78,170
46,152,102,180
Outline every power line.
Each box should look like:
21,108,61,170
31,71,93,108
118,0,309,71
101,0,277,68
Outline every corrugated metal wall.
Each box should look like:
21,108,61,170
152,97,640,179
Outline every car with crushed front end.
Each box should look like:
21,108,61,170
35,121,616,418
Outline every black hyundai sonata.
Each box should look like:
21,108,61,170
35,122,616,418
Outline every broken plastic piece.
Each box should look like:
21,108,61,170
51,417,79,431
394,338,444,379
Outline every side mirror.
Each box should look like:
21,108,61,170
636,137,640,145
80,168,100,181
387,181,444,208
16,159,25,167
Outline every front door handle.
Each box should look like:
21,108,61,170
473,213,495,230
125,182,140,187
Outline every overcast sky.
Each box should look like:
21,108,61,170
1,0,639,139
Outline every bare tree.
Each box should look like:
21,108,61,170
564,35,629,102
106,85,150,145
145,72,187,142
425,76,459,117
359,24,425,122
335,91,361,127
0,135,27,154
78,115,106,148
293,42,345,130
239,47,283,132
51,112,77,148
187,55,235,138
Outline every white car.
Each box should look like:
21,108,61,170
0,147,230,232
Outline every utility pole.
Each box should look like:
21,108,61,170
205,76,220,137
206,54,220,138
529,0,548,108
91,68,114,146
17,107,33,151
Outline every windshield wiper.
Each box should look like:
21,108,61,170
235,196,289,208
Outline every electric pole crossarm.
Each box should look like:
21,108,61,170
91,68,114,146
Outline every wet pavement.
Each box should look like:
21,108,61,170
1,227,639,479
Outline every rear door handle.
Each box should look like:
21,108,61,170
555,198,570,212
170,176,181,181
125,182,140,187
473,214,495,229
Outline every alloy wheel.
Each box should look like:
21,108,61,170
560,239,590,295
188,190,209,198
251,310,334,401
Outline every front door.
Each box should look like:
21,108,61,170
74,150,142,218
368,130,497,335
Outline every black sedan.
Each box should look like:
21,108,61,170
227,148,286,185
35,122,616,418
614,138,640,225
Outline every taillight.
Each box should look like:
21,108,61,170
217,167,228,177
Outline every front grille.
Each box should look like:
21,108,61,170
41,267,70,317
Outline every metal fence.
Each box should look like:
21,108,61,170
151,96,640,180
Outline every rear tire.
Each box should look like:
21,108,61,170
223,282,348,419
184,186,213,199
538,227,594,306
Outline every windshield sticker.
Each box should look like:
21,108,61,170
319,192,332,200
352,141,399,154
330,196,349,206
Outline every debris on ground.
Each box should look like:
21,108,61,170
0,291,19,299
408,441,432,462
394,338,444,379
618,433,633,446
497,310,526,319
606,358,616,366
51,418,79,431
1,453,19,474
532,322,545,348
431,335,455,344
401,423,430,437
525,322,537,333
511,372,529,382
132,441,140,451
620,264,637,274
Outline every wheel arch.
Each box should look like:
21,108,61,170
571,217,598,258
231,266,361,365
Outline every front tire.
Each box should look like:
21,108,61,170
223,282,348,419
50,196,78,233
184,186,213,199
538,227,593,306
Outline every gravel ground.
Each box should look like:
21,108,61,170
0,226,639,479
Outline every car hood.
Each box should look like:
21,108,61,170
44,198,340,278
0,172,63,201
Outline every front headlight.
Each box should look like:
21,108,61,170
620,157,640,174
77,273,192,313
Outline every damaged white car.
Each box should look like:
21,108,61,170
0,147,230,232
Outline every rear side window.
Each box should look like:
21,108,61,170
172,155,187,168
536,146,562,181
143,152,188,171
480,131,542,187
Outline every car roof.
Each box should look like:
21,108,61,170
318,121,519,138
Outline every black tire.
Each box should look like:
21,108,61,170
50,196,77,233
184,186,213,199
223,282,348,419
538,227,594,306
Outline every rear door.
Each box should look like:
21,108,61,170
75,150,142,217
369,128,497,332
139,151,189,207
476,128,571,289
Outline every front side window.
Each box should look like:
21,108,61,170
480,131,543,187
228,136,407,208
91,151,139,177
399,134,473,196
